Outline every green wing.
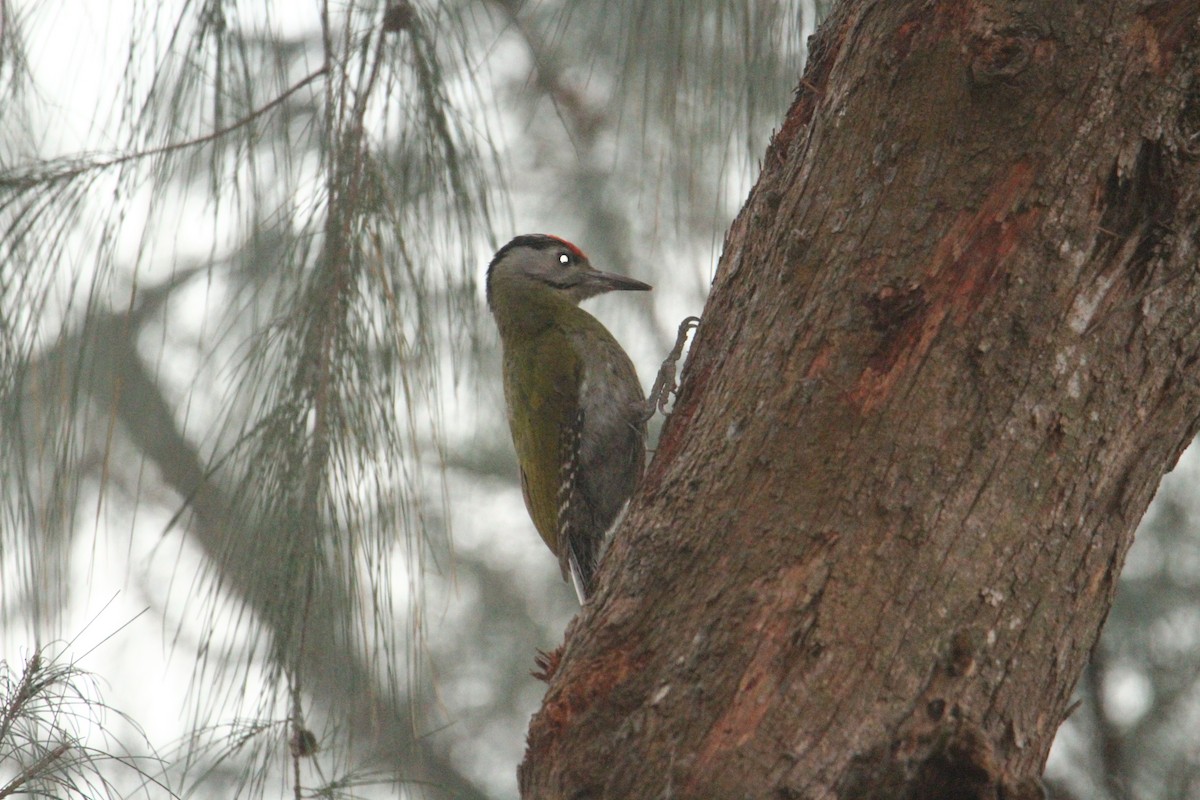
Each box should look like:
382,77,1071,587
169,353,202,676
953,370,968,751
503,327,581,575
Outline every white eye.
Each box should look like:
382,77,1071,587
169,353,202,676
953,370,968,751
558,253,570,266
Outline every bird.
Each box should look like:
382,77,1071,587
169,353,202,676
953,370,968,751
487,234,650,602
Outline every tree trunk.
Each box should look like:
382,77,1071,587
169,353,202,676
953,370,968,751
519,1,1200,798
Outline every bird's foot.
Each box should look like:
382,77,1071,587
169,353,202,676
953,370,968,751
644,315,701,421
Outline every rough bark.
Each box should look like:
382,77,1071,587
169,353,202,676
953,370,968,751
520,1,1200,798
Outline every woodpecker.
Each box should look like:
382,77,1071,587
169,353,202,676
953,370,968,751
487,234,649,602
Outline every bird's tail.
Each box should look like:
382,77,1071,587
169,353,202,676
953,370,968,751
567,541,596,604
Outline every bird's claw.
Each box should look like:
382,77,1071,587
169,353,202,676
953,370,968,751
645,315,701,420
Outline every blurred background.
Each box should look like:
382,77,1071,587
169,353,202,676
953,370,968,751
0,2,1196,798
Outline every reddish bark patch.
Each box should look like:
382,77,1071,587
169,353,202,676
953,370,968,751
686,562,820,791
892,19,924,62
532,646,563,682
533,644,646,742
891,0,970,61
765,10,844,166
850,162,1040,414
1134,0,1200,74
770,95,814,168
806,340,836,380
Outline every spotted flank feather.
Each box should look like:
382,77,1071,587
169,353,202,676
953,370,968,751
557,405,593,603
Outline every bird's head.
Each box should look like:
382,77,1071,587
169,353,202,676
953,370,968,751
486,234,651,311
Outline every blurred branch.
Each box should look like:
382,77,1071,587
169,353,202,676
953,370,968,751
0,649,170,799
484,0,667,347
485,0,605,143
0,66,327,192
19,271,489,800
0,742,69,798
1081,650,1125,800
1043,775,1083,800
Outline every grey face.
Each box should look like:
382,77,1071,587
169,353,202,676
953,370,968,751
487,234,651,307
